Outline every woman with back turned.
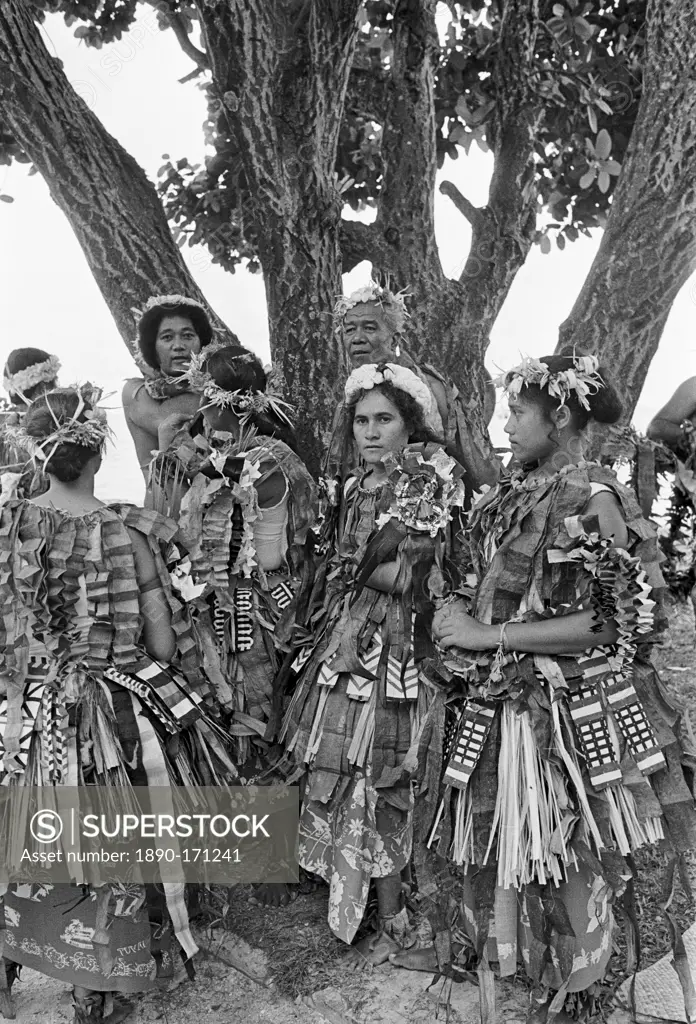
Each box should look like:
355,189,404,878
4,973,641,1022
0,385,235,1022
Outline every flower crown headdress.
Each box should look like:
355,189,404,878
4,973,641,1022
344,362,434,418
7,384,112,465
495,353,604,411
333,281,411,332
3,355,61,401
132,293,208,323
184,346,295,429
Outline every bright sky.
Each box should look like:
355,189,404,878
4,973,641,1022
1,7,694,503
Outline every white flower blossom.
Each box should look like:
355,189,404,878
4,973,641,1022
344,362,433,418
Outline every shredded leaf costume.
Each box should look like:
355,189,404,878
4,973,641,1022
154,427,316,772
281,442,467,943
428,461,696,1001
0,405,47,503
0,499,237,993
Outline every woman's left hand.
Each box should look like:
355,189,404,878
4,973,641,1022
432,603,496,651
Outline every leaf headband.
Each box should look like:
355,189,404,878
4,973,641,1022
333,282,410,331
183,347,295,429
7,384,112,465
495,354,605,411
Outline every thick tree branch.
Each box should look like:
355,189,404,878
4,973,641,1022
448,0,542,354
558,0,696,419
0,1,234,350
439,181,484,230
371,0,444,300
340,219,380,273
194,0,362,472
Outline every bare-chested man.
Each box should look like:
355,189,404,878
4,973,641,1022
328,283,498,484
122,295,214,491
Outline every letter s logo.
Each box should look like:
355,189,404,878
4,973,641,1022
30,810,64,844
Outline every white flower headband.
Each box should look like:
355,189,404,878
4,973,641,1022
495,353,604,411
333,282,410,331
184,348,295,429
344,362,434,418
7,384,112,465
3,355,61,400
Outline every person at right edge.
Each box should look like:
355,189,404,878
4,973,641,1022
400,352,696,1022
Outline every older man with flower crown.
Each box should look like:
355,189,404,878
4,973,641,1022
329,282,498,485
122,295,217,494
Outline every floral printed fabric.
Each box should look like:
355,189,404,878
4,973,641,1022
489,865,613,993
299,774,412,943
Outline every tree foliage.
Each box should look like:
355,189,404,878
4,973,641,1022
162,0,647,271
6,0,646,273
2,0,693,481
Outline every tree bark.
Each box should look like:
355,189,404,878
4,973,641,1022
360,0,542,484
558,0,696,417
197,0,362,472
0,1,234,351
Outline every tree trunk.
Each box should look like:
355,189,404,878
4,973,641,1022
0,1,235,350
343,0,542,486
558,0,696,417
197,0,362,472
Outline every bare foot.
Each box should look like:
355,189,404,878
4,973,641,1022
388,945,438,972
345,931,400,971
248,883,298,908
104,994,135,1023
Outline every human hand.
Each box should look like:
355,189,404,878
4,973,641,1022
157,412,192,452
432,602,496,651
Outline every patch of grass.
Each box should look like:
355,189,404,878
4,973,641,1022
195,881,356,999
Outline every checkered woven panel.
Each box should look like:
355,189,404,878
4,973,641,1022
604,675,666,774
576,648,666,780
568,681,622,788
442,700,496,791
231,586,254,652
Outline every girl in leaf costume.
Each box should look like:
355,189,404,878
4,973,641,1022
151,345,316,778
281,363,467,956
0,387,236,1023
423,354,696,1016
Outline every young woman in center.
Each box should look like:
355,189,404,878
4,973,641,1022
282,362,467,961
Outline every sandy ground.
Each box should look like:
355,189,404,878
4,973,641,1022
4,933,493,1024
5,930,326,1024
